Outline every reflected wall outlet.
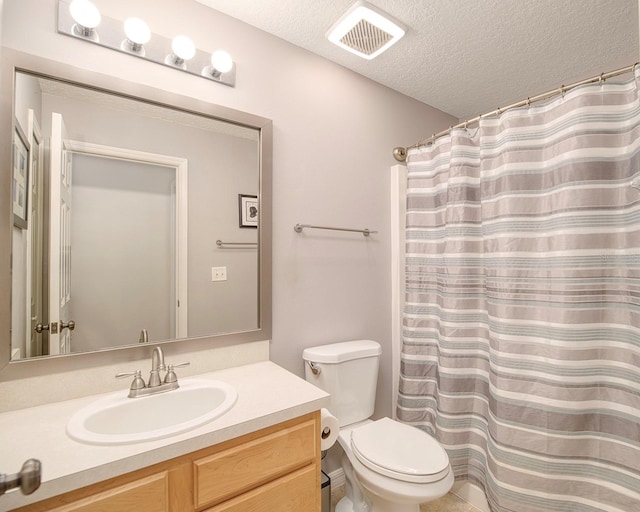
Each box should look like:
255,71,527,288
211,266,227,281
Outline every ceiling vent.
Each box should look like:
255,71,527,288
327,1,406,60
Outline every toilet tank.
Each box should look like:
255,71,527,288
303,340,381,427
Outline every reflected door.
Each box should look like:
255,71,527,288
48,112,73,355
26,110,45,357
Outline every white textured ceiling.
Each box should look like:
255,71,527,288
196,0,638,120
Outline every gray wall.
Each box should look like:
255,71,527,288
1,0,457,418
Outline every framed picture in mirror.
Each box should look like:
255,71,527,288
239,194,258,228
12,121,30,229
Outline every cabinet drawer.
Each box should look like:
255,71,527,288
204,464,317,512
47,472,169,512
194,418,317,508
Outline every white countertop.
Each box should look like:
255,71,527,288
0,361,329,511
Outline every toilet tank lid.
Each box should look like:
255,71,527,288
303,340,381,363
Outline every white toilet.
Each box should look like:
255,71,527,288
303,340,453,512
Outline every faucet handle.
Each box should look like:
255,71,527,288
116,370,146,391
164,362,190,384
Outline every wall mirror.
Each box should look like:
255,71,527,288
0,50,272,371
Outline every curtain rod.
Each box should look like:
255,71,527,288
392,62,639,163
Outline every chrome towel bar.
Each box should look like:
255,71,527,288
294,224,377,237
216,240,258,247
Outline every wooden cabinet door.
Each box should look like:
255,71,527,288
194,418,317,508
204,465,318,512
45,472,169,512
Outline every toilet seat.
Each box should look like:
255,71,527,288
350,418,450,484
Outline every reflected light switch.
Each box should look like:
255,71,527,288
212,267,227,281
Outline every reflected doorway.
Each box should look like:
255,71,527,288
27,128,189,356
69,151,187,352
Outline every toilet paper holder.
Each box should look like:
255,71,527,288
319,408,339,451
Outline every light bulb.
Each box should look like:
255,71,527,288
69,0,101,37
70,0,101,28
124,18,151,45
172,36,196,61
210,50,233,74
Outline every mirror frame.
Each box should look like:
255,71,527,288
0,49,272,378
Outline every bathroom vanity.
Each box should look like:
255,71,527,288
0,362,329,512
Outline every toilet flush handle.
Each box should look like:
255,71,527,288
307,361,321,376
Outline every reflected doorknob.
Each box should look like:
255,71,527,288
60,320,76,331
34,323,50,333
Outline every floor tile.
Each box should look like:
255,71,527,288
421,492,475,511
330,485,478,512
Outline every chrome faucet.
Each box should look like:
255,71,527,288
148,347,166,387
116,347,190,398
138,328,149,343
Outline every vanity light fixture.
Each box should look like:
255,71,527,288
122,17,151,55
69,0,101,40
57,0,236,87
327,0,406,60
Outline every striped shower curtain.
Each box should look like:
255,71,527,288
397,70,640,512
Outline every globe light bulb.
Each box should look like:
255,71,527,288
210,50,233,74
124,18,151,45
172,36,196,61
69,0,101,37
70,0,101,28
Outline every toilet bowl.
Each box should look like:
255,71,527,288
336,419,453,512
303,340,453,512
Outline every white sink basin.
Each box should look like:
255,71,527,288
67,379,237,445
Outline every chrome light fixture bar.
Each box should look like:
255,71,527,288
57,0,236,87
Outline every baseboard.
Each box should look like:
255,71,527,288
451,481,490,512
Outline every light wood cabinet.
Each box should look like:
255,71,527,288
194,417,317,508
43,473,170,512
13,412,321,512
205,465,317,512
